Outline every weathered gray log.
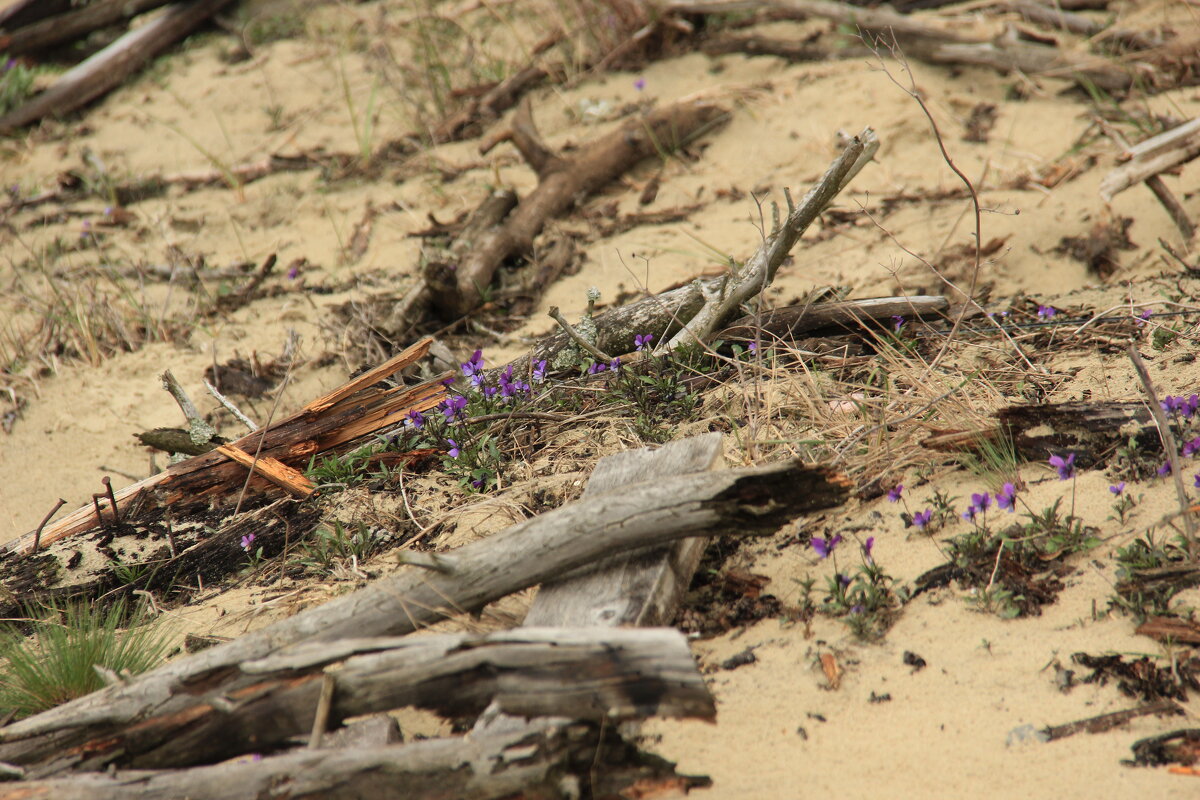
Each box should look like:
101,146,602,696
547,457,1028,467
0,0,172,56
0,717,707,800
45,627,712,770
524,433,724,627
718,295,949,342
0,0,237,133
0,459,849,775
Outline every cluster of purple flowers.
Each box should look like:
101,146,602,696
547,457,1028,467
461,349,485,386
588,358,622,375
1161,394,1200,418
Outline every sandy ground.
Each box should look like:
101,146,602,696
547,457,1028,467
3,0,1200,796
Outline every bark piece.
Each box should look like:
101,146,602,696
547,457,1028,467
445,96,728,316
0,718,706,800
0,0,238,133
214,444,315,498
0,459,849,774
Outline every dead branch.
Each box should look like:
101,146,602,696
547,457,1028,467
660,127,879,352
0,0,238,133
0,0,171,57
0,459,848,774
1100,118,1200,203
443,96,728,316
0,717,707,800
718,295,948,342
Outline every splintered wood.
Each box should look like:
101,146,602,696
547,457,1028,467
2,338,446,556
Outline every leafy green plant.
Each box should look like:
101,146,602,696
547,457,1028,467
1109,531,1190,622
0,59,39,117
0,599,172,719
296,521,389,576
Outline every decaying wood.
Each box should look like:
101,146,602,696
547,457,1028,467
0,717,707,800
524,433,724,628
1136,616,1200,645
1100,118,1200,204
0,0,172,57
24,627,712,771
718,295,949,342
420,188,520,316
922,400,1157,467
1042,699,1181,742
443,96,728,316
0,339,444,557
0,0,238,133
0,459,848,774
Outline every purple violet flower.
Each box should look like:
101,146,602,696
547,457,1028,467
587,361,606,375
440,394,468,422
634,333,654,351
971,492,991,513
850,604,864,614
913,509,933,529
609,357,622,371
1157,461,1172,477
634,77,646,91
891,315,905,333
1049,453,1075,481
811,534,842,559
461,349,485,386
1037,304,1056,321
1194,472,1200,489
838,573,852,588
532,360,548,384
996,483,1016,512
1183,437,1200,457
446,439,460,459
407,409,425,429
241,533,255,551
748,341,758,353
887,484,903,502
1109,482,1125,495
287,263,301,280
863,536,875,563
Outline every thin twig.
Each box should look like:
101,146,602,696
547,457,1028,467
307,672,337,749
205,380,259,431
548,306,613,362
31,499,67,554
1128,343,1197,557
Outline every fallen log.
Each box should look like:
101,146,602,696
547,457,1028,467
0,458,849,775
31,627,713,770
439,95,728,316
0,717,708,800
718,295,948,343
0,0,237,133
1,338,445,557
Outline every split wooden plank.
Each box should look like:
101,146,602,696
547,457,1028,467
523,432,725,627
215,444,315,498
1100,118,1200,201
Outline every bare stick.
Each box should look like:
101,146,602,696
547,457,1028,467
204,380,259,432
1128,343,1196,557
307,673,337,749
548,307,613,362
32,499,67,554
661,127,879,352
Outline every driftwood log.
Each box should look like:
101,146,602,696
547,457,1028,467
0,458,849,775
0,717,708,800
436,95,728,317
11,627,712,771
660,0,1144,92
1100,118,1200,202
0,0,237,133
